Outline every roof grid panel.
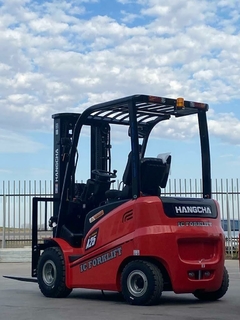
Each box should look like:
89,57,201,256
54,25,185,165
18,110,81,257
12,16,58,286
136,109,165,117
116,113,130,122
81,95,206,127
137,102,174,114
141,116,159,123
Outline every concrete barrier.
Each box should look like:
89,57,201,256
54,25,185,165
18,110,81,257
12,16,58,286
0,248,31,263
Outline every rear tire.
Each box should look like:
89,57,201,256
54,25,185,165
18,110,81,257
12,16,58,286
121,260,163,305
37,247,72,298
193,266,229,301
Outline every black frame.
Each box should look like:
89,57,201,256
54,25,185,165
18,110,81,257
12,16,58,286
52,94,210,237
32,197,57,277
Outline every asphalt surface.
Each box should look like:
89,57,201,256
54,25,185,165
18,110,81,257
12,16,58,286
0,260,239,320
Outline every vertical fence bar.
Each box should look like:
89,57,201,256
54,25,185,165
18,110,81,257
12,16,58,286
237,178,240,232
215,179,218,202
226,179,233,257
23,180,26,240
237,178,240,259
13,180,16,233
29,181,32,230
2,194,6,248
44,181,47,231
231,179,235,238
50,180,53,217
174,179,176,196
39,180,42,229
194,179,197,197
34,180,36,229
226,192,233,258
18,180,21,240
7,181,10,243
220,179,225,223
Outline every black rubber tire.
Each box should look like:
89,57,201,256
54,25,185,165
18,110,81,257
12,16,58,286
193,266,229,301
121,260,163,305
37,247,72,298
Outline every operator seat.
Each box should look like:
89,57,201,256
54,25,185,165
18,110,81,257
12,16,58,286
80,176,112,209
105,153,171,200
140,155,171,196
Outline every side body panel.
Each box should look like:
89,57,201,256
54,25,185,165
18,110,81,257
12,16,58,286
56,196,225,293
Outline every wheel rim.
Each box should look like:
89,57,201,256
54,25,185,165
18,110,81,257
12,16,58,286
127,270,148,297
42,260,57,287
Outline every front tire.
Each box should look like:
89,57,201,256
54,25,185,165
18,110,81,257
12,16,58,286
193,266,229,301
121,260,163,305
37,247,72,298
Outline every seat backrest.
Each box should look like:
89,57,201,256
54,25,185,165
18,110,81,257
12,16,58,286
81,179,111,208
159,154,171,188
122,151,132,185
122,145,142,186
80,179,95,203
140,156,171,195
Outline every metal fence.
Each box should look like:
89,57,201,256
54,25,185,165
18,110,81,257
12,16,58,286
0,179,239,257
0,180,53,248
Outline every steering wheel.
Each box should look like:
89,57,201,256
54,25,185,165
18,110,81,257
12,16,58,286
92,169,117,179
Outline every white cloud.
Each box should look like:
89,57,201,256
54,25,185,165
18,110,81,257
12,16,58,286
0,169,12,174
121,10,140,24
208,112,240,145
30,167,52,176
29,18,69,34
0,129,46,153
220,154,234,158
117,0,133,3
0,0,239,150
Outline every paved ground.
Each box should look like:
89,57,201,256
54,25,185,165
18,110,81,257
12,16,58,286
0,260,239,320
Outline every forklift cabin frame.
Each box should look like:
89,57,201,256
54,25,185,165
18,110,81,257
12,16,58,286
55,94,211,238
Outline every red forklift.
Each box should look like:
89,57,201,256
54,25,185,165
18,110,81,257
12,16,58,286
30,94,228,305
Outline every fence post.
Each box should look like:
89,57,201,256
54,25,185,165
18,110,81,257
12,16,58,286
2,194,6,248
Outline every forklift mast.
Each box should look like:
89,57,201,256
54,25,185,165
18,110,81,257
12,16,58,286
90,124,111,179
52,113,79,218
52,113,111,219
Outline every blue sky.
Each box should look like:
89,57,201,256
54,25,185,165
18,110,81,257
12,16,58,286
0,0,240,185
